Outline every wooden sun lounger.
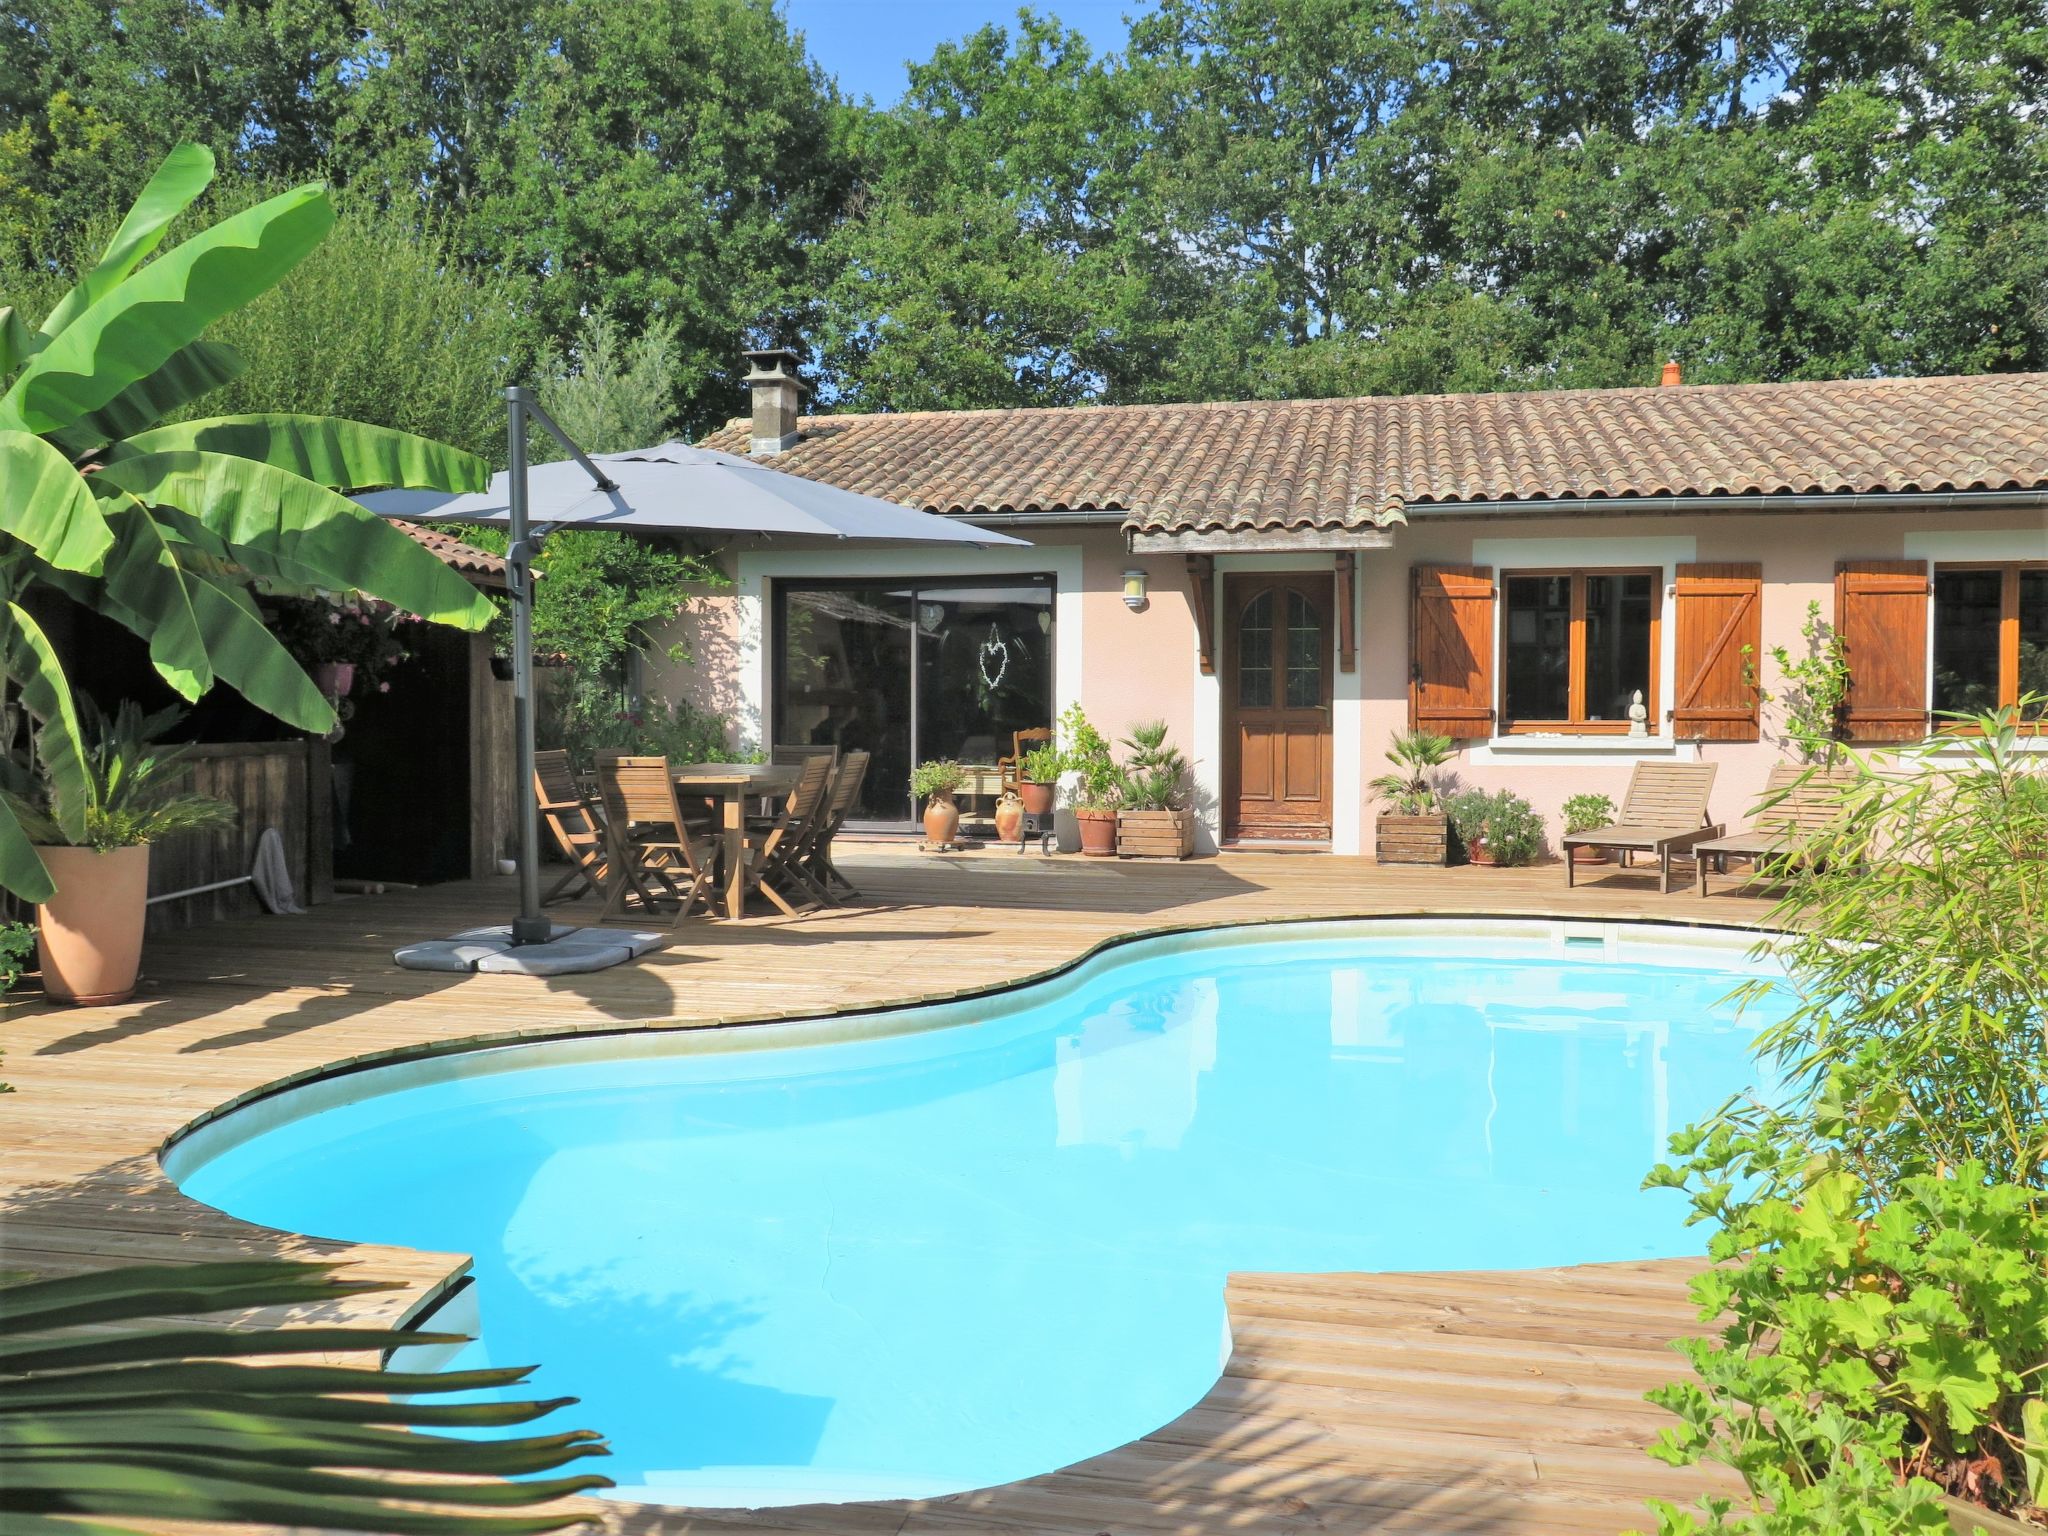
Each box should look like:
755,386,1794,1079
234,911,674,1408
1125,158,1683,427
1561,761,1722,894
1694,761,1856,896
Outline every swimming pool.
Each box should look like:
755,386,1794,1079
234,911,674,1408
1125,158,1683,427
168,917,1786,1508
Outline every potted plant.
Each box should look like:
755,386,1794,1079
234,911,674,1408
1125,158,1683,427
1561,792,1616,863
1369,729,1454,865
911,759,966,849
7,703,235,1006
1059,703,1121,856
1018,742,1063,817
1446,788,1545,868
1115,721,1195,858
268,597,416,702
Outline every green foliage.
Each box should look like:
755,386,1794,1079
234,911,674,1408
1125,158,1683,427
267,598,417,698
537,310,678,457
0,1259,612,1531
1741,712,2048,1193
1020,742,1063,783
0,920,31,991
1764,601,1851,764
1561,792,1616,835
1115,720,1190,811
7,700,234,851
551,689,732,777
910,758,966,800
1637,1156,2047,1530
1369,729,1454,816
0,145,492,900
1444,788,1545,866
1639,706,2048,1530
1057,703,1121,813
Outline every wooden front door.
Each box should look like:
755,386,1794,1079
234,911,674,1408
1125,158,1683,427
1224,573,1333,842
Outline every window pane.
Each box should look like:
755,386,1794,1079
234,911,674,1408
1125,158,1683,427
1582,573,1655,724
1238,591,1273,708
1284,590,1322,708
2020,571,2047,720
914,582,1055,768
776,586,916,818
1503,575,1571,721
1933,569,2004,718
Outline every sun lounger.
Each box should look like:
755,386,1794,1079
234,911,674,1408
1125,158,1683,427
1694,761,1855,896
1562,761,1722,894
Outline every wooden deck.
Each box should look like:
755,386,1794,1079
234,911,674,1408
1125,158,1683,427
0,848,1772,1534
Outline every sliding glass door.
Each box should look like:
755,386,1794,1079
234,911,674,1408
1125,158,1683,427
773,577,1055,823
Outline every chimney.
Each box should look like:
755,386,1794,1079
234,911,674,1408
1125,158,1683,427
1660,359,1683,387
743,347,805,456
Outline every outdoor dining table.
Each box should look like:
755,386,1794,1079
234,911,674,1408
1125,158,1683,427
672,762,802,919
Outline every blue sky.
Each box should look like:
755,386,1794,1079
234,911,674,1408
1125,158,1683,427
781,0,1149,104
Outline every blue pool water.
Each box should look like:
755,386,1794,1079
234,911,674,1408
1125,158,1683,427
171,921,1784,1507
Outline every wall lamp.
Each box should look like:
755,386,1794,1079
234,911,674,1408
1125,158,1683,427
1122,568,1149,611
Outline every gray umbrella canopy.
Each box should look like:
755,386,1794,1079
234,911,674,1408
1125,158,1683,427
360,439,1028,548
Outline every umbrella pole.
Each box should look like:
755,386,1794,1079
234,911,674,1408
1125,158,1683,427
506,387,551,945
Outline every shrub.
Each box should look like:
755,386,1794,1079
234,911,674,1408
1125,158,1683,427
553,689,731,775
1762,600,1851,764
1561,791,1615,835
1639,704,2048,1532
1058,703,1121,813
910,759,966,800
1369,729,1454,815
1444,788,1544,866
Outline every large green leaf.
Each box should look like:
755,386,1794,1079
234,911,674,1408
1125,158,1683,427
116,415,490,494
94,450,494,627
0,801,54,903
0,306,38,379
77,497,214,701
37,145,218,343
0,182,333,439
1,602,87,843
47,340,248,457
182,573,338,734
0,431,113,573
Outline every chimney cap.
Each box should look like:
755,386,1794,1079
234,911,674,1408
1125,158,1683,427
1660,359,1683,387
743,346,805,384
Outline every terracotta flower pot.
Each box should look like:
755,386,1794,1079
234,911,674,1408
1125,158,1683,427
922,792,961,848
1076,808,1117,857
1465,834,1498,868
35,844,151,1006
1019,780,1056,817
1570,844,1611,865
313,660,356,698
993,794,1025,845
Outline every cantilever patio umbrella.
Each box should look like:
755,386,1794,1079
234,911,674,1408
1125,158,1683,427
362,388,1028,956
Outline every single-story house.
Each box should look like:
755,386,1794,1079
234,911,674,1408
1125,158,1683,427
657,350,2047,856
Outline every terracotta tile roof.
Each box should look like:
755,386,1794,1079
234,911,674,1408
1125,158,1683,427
392,518,510,588
695,372,2048,535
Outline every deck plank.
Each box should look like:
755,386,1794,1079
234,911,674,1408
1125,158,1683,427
0,848,1769,1534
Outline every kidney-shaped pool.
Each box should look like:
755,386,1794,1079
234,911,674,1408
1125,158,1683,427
167,918,1785,1508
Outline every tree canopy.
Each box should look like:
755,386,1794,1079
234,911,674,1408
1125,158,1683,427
3,0,2043,431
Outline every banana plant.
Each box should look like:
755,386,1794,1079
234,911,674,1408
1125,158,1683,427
0,144,497,903
0,1259,612,1532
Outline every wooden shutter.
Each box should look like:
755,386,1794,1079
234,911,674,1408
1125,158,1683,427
1410,565,1494,738
1836,560,1930,742
1671,563,1762,741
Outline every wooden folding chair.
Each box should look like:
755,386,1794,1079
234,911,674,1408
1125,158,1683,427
739,753,834,916
534,748,609,904
594,754,719,929
802,749,870,903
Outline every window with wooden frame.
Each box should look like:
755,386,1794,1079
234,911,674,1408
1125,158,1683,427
1499,569,1661,732
1932,562,2048,725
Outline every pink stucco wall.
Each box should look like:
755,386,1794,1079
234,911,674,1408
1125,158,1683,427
1077,530,1198,763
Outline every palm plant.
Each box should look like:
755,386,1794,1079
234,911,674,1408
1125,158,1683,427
4,699,233,850
1368,729,1453,815
0,1259,612,1532
1116,720,1190,811
0,143,496,903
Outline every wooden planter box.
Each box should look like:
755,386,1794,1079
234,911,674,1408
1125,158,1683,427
1375,812,1449,866
1117,808,1196,860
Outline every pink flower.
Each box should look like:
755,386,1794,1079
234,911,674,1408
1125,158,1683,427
327,611,341,626
378,681,391,693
